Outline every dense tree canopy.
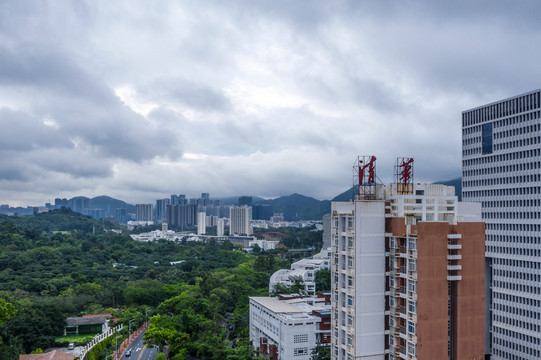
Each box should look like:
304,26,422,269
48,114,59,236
0,211,324,359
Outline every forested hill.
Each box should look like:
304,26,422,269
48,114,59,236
256,193,331,220
0,208,117,233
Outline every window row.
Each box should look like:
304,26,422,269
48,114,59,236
462,96,540,127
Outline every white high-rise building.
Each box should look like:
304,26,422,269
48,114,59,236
462,89,541,359
331,183,485,360
230,205,252,235
216,218,225,236
197,212,206,235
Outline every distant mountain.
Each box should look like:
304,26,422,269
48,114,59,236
332,187,355,202
216,196,266,205
56,177,461,223
88,195,135,213
255,193,331,220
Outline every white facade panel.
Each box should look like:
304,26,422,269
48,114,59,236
462,89,541,359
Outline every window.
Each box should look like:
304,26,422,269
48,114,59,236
347,295,353,306
408,280,416,293
408,238,416,250
408,300,416,313
294,347,309,356
408,321,416,334
407,342,416,355
408,259,416,272
482,123,493,154
294,334,308,343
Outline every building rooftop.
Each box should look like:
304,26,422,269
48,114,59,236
20,350,75,360
250,297,306,313
66,314,110,326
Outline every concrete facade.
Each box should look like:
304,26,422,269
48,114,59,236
331,184,485,360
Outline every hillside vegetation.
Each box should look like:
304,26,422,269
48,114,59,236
0,210,323,359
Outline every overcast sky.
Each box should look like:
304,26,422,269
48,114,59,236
1,1,541,206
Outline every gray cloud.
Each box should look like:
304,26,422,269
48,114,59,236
142,77,231,112
1,0,540,205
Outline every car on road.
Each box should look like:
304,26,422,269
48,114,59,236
67,343,75,350
125,349,132,357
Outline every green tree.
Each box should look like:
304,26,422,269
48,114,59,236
314,269,331,292
0,299,16,324
311,343,330,360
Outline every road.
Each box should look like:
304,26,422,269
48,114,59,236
120,329,159,360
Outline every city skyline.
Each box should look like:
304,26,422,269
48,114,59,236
2,1,541,206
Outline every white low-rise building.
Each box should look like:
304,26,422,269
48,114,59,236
250,294,331,360
269,248,331,295
248,239,279,251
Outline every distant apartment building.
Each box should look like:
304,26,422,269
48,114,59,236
171,194,187,205
197,212,206,235
322,213,331,249
155,198,170,222
331,180,485,360
69,197,89,213
253,204,273,220
462,89,541,359
54,198,68,208
250,293,331,360
238,196,253,206
216,218,225,236
166,204,197,229
136,204,153,221
230,205,252,235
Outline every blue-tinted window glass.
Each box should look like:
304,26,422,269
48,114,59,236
482,123,493,154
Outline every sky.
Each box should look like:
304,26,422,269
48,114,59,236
1,1,541,206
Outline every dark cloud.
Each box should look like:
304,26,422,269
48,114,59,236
0,43,113,105
1,0,541,205
0,108,71,151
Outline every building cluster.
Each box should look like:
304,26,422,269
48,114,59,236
248,89,541,360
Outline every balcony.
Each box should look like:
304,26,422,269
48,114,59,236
447,233,462,239
447,265,462,271
447,275,462,281
447,244,462,250
447,254,462,260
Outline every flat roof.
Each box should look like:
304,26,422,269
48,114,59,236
250,297,306,313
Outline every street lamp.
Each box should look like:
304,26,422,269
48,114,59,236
129,319,135,341
115,335,122,360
